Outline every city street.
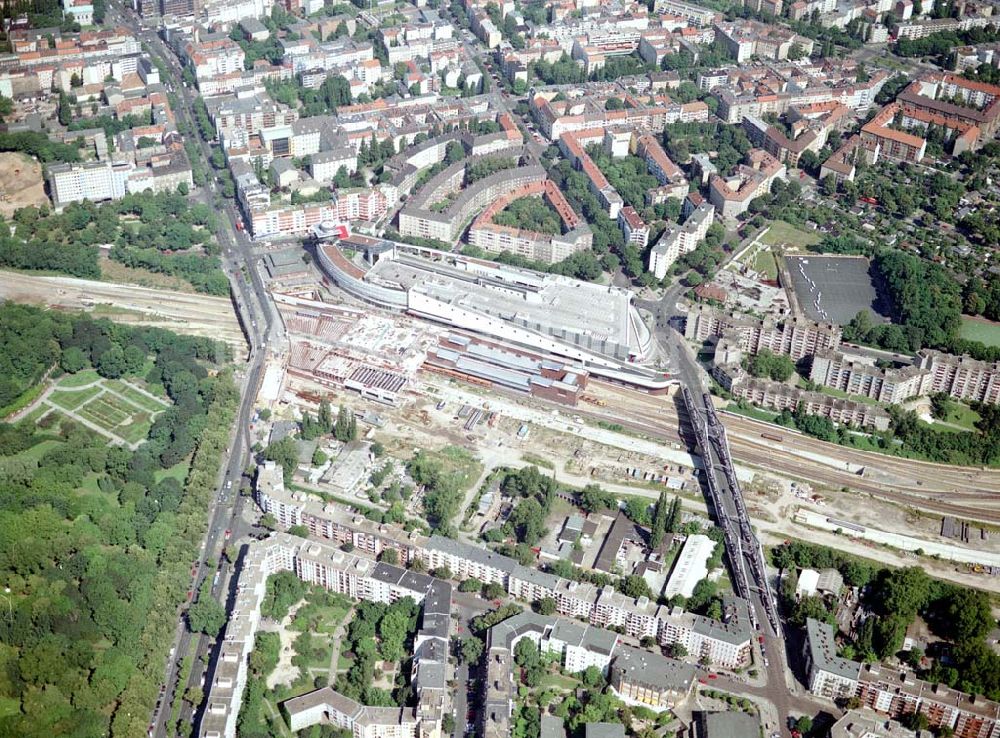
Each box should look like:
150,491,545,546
105,3,282,735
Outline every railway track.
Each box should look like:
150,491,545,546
578,387,1000,523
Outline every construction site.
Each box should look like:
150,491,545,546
249,268,1000,596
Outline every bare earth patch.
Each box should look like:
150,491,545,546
0,152,48,218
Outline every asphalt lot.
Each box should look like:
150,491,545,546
784,255,889,325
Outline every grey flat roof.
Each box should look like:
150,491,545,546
423,581,452,616
691,595,754,645
368,250,635,354
612,645,696,693
370,561,408,586
699,711,760,738
807,618,861,681
586,724,625,738
540,715,566,738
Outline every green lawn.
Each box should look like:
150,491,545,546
155,460,191,484
0,695,20,719
537,672,581,690
726,403,782,424
117,413,153,445
57,369,102,388
926,401,981,433
942,402,980,431
316,605,348,633
13,439,63,464
753,250,778,280
21,404,51,424
105,379,168,412
77,473,105,498
959,316,1000,348
49,385,103,411
760,220,821,249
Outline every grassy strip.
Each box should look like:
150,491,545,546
0,382,46,419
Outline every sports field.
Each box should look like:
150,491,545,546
960,316,1000,348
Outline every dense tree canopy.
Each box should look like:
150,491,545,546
1,191,227,295
0,303,236,738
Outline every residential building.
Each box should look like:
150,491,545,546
708,149,786,220
919,349,1000,405
198,532,452,738
610,645,697,710
648,203,715,280
804,619,862,700
860,104,926,164
809,349,934,404
685,305,842,360
467,179,593,263
829,710,916,738
618,206,649,249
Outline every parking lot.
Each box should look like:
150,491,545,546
784,255,891,325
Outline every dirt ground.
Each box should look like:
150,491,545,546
0,269,247,355
0,152,48,218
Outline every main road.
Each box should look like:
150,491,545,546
105,3,282,736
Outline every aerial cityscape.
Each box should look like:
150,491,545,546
1,0,1000,735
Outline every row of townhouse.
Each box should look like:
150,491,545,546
255,463,755,669
740,103,849,167
198,530,452,738
713,19,814,63
711,70,888,123
530,92,708,141
805,619,1000,738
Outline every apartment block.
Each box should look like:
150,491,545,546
919,349,1000,405
619,206,649,249
708,149,786,220
860,104,927,164
810,349,933,404
685,305,842,360
648,203,715,280
804,619,1000,738
467,179,593,263
255,467,754,669
727,372,891,430
804,619,862,700
199,532,451,738
610,646,697,710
